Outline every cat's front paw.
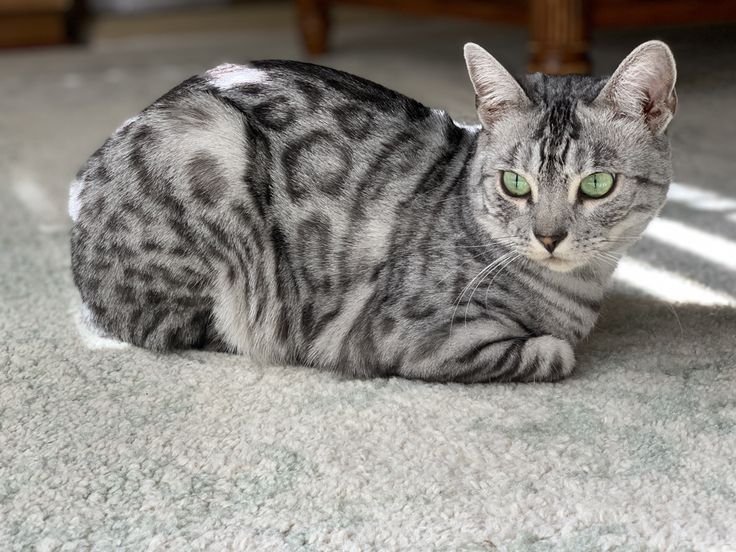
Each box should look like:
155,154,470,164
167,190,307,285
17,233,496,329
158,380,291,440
513,335,575,383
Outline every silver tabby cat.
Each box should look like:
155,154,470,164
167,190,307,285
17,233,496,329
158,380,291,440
70,41,677,383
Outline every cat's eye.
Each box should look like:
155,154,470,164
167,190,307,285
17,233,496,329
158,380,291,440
579,172,615,198
501,171,531,197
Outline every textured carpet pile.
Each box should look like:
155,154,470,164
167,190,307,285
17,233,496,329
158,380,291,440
2,9,735,550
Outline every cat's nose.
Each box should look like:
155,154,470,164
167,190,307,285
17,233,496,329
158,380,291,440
535,232,567,253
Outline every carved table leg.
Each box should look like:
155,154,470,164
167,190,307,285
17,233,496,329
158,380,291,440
529,0,591,75
296,0,330,55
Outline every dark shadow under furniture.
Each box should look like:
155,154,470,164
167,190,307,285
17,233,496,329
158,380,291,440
295,0,736,74
0,0,86,48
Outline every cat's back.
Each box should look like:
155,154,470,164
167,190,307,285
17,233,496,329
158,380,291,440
70,59,459,257
70,60,449,221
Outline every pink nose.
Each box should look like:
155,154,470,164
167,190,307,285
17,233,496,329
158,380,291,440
535,232,567,253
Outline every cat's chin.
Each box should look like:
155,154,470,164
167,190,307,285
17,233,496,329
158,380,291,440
535,256,581,273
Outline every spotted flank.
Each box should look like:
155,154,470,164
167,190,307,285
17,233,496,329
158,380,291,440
69,42,676,382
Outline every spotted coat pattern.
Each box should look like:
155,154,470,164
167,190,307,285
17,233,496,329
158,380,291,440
70,58,672,382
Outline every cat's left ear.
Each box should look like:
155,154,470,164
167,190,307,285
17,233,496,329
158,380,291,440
464,43,529,128
595,40,677,135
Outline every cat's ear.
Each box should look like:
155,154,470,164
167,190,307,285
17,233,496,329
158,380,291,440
595,40,677,135
464,43,529,128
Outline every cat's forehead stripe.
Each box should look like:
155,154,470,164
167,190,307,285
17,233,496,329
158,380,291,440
206,63,268,90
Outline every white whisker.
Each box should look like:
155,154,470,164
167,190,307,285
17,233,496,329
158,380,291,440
449,252,514,336
482,253,522,305
464,253,519,325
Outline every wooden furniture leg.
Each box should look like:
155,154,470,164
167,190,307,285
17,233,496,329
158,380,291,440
529,0,591,75
296,0,330,55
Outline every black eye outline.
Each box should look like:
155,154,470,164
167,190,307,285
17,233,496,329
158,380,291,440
499,170,532,199
578,172,617,200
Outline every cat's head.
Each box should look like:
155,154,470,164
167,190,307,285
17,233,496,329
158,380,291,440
464,41,677,272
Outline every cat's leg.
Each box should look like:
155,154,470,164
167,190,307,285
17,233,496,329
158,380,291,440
403,323,575,383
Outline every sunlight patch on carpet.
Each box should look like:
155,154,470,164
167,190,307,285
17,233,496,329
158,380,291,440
667,182,736,212
644,217,736,272
614,257,736,307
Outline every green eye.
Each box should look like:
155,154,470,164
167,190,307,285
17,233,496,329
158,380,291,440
579,172,615,198
502,171,531,197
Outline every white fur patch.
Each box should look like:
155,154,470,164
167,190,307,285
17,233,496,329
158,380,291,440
68,178,84,222
116,115,139,134
206,63,267,90
452,118,481,131
75,304,130,350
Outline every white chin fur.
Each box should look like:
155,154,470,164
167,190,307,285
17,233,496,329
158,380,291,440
535,256,579,273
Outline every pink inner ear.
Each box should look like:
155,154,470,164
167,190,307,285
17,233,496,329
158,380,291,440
598,42,677,128
645,65,674,106
638,61,678,129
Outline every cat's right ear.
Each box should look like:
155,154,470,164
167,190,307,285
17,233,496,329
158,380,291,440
464,43,529,128
594,40,677,135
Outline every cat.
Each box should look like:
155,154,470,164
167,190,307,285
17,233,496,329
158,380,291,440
69,40,677,383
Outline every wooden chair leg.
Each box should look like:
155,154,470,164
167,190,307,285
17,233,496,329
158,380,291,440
295,0,330,55
529,0,591,75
